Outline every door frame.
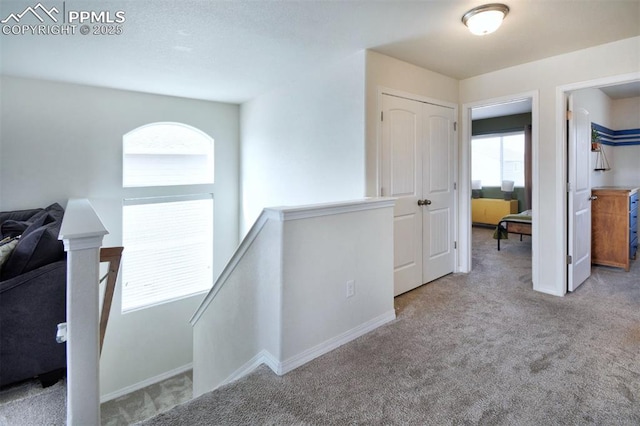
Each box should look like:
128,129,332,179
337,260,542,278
460,91,540,288
376,87,459,272
556,71,640,295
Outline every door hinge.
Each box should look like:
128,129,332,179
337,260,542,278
453,182,457,190
566,110,573,120
567,255,573,265
453,121,457,131
454,241,457,249
567,182,571,192
381,111,384,121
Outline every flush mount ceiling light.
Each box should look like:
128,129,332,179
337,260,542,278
462,3,509,36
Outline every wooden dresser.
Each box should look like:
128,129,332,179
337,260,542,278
471,198,518,225
591,187,638,271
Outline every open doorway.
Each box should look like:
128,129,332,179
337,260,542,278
470,100,533,276
459,92,539,290
560,76,640,292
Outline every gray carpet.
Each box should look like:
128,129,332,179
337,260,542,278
2,228,638,425
140,227,640,425
0,371,192,425
0,380,66,426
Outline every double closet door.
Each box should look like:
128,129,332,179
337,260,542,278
381,94,456,296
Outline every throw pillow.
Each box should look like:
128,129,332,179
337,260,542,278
0,224,63,280
0,238,19,269
3,210,49,239
0,208,44,226
1,220,31,239
0,203,65,281
44,203,65,224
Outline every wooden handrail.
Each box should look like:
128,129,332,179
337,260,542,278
99,246,123,355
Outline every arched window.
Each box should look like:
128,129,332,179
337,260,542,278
122,123,214,312
123,122,214,187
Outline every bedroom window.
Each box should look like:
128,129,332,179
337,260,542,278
122,123,214,312
471,132,524,187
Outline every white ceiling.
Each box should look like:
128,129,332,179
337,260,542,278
599,81,640,99
1,1,639,104
471,98,532,120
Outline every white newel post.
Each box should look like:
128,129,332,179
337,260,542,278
59,199,108,426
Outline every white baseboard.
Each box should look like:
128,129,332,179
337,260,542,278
202,310,396,392
217,350,278,389
277,310,396,375
100,363,193,403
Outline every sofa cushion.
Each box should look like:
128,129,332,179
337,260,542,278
0,203,65,281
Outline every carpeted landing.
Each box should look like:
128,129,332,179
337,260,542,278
1,227,638,425
140,227,640,425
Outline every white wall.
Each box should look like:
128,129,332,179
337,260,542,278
460,36,640,296
572,89,640,188
611,96,640,186
0,76,240,398
240,51,367,235
192,199,395,397
280,206,394,360
193,215,282,397
364,51,459,196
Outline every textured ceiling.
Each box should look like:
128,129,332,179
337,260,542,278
1,0,639,103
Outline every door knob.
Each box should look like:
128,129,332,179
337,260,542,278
418,199,425,206
417,199,432,206
589,195,598,201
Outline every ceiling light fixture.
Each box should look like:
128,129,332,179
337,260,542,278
462,3,509,36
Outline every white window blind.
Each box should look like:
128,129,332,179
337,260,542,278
123,123,214,187
122,195,213,312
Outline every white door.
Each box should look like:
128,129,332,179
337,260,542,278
381,94,455,296
567,97,592,291
422,103,456,283
382,95,423,295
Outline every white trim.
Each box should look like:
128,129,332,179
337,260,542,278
123,193,213,206
191,210,273,324
267,198,395,221
460,90,540,287
377,86,458,110
100,363,193,403
62,235,106,251
459,103,472,273
216,350,280,389
277,310,396,376
59,198,108,242
214,310,395,388
534,287,566,297
555,72,640,296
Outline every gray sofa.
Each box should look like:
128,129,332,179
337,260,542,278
0,204,67,387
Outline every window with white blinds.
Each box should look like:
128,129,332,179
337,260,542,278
471,132,525,187
122,196,213,312
122,122,215,312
